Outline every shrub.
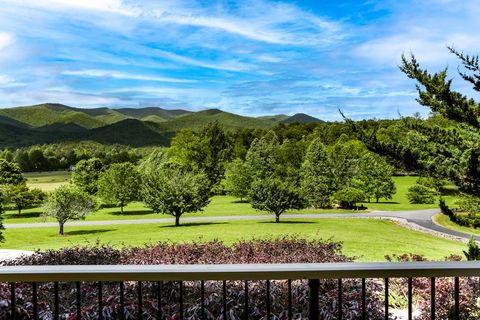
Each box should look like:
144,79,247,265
0,237,387,319
407,184,436,204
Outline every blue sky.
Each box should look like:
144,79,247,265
0,0,479,120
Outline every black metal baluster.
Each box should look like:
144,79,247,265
308,279,319,320
384,278,389,320
244,280,249,320
362,278,366,319
32,282,38,320
408,278,413,320
120,282,125,320
179,281,184,320
10,282,15,320
338,279,342,320
200,281,205,320
222,280,227,320
431,277,435,320
54,282,59,320
98,281,103,320
287,280,292,320
76,282,81,320
138,281,143,320
266,280,271,320
157,281,162,320
454,277,459,320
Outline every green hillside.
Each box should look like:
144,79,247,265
72,107,128,124
84,119,174,146
0,103,105,129
115,107,191,121
0,104,324,147
281,113,323,124
164,109,277,130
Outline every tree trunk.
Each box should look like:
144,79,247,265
17,207,21,216
175,214,180,226
275,214,280,223
376,196,379,203
59,222,64,235
120,203,124,214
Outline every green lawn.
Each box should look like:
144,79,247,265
0,218,466,261
362,176,458,211
434,213,480,237
6,175,459,223
4,196,354,223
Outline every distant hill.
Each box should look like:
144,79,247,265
0,104,323,147
0,103,106,129
281,113,323,124
115,107,191,122
164,109,276,131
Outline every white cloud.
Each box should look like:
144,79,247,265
0,32,13,50
4,0,137,16
154,50,253,72
62,69,196,83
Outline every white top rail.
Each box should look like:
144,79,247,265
0,262,480,282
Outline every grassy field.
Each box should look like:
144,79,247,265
6,174,458,223
24,171,71,191
434,214,480,236
0,218,466,261
363,176,458,211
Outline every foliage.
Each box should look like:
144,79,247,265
71,158,104,194
2,183,46,215
406,184,436,204
0,192,4,243
222,158,252,201
416,176,446,193
400,47,480,195
168,122,233,188
300,138,335,208
97,162,141,213
358,152,396,202
0,159,24,185
333,186,366,209
464,236,480,261
250,178,305,222
0,237,388,319
245,130,280,180
42,185,96,235
141,152,211,226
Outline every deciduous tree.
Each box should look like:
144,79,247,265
250,178,305,222
71,158,104,195
43,185,96,235
97,162,141,214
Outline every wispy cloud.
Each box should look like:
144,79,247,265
62,69,196,83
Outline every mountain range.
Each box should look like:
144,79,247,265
0,103,323,147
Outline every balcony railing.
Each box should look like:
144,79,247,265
1,261,480,319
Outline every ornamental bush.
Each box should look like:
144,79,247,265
1,237,387,319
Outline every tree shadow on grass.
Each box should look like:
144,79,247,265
371,201,400,204
258,220,316,224
231,199,249,204
5,211,43,219
109,210,155,216
159,222,227,228
61,229,116,236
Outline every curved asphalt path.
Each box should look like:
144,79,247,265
4,208,480,242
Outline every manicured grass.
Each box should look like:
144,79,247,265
5,175,460,223
362,176,458,211
434,214,480,237
24,171,71,192
0,218,466,261
3,196,352,224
